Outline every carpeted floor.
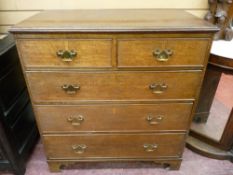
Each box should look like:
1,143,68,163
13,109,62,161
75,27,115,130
13,141,231,175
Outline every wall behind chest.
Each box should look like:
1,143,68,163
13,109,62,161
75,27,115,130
0,0,208,36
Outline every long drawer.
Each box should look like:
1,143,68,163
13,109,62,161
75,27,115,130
26,71,202,103
18,39,112,69
117,38,209,68
43,133,185,159
35,103,192,133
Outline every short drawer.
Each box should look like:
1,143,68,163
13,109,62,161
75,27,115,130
43,133,185,159
18,39,112,68
26,71,202,103
35,103,192,133
117,38,209,68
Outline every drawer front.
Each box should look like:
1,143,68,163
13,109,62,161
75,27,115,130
118,38,209,68
44,133,185,159
26,71,201,103
18,39,112,68
35,103,192,133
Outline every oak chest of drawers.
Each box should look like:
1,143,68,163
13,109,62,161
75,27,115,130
10,9,218,171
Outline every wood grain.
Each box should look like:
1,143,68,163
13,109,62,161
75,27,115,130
43,133,185,159
118,38,210,68
26,71,202,103
18,39,112,68
9,10,218,33
35,103,193,133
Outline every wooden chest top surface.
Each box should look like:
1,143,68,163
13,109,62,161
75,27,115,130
10,9,218,33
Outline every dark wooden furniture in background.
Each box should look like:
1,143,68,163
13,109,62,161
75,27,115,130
188,49,233,161
187,0,233,161
0,35,39,175
10,9,218,172
193,63,221,123
205,0,233,40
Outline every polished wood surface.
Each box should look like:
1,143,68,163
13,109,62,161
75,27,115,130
0,0,211,36
190,50,233,161
118,38,210,68
186,136,233,160
193,65,222,122
10,9,218,33
209,54,233,70
18,39,112,68
10,9,217,171
43,133,185,159
35,103,193,133
26,71,201,103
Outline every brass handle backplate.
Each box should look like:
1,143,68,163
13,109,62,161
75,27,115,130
67,115,84,126
149,83,168,94
62,84,80,95
146,115,164,125
143,144,158,152
72,144,87,154
153,49,173,62
56,50,77,62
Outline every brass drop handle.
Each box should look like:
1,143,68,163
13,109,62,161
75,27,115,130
67,115,84,126
72,144,87,154
56,50,77,62
61,84,80,95
153,49,173,62
146,115,164,125
143,144,158,152
149,83,168,94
